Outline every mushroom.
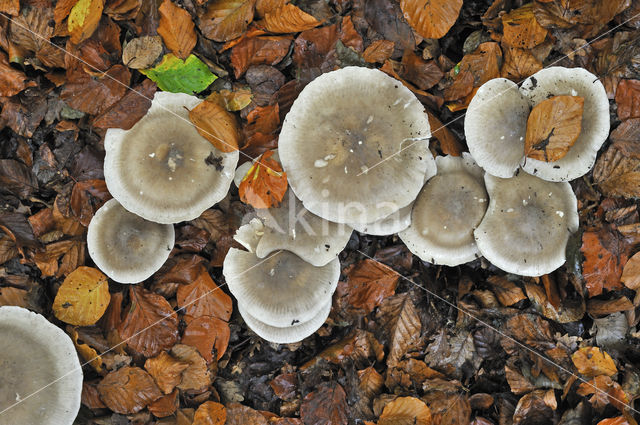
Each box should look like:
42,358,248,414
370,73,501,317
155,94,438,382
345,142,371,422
473,171,579,276
399,154,488,266
0,306,82,425
104,92,239,224
465,66,608,181
349,204,414,236
278,66,435,224
238,299,331,344
87,198,174,284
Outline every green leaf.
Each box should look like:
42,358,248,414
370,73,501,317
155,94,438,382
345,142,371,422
140,54,217,94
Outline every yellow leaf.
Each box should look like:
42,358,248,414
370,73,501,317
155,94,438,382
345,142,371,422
260,3,320,33
208,88,253,111
68,0,104,44
53,266,110,326
69,327,103,373
400,0,462,39
571,346,617,378
188,99,241,152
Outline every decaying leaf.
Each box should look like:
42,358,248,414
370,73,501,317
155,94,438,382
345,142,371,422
61,65,131,115
525,95,584,162
69,327,103,373
363,39,395,63
92,79,157,130
571,347,618,378
226,403,269,425
376,293,422,367
209,88,253,111
0,51,34,97
501,46,543,81
53,266,110,326
238,150,287,209
260,3,321,33
157,0,197,59
122,36,163,69
512,390,557,424
615,79,640,120
148,389,179,418
181,315,231,362
188,99,241,153
193,401,226,425
199,0,256,42
379,396,432,425
176,267,232,321
400,0,462,39
68,0,105,44
97,366,162,414
502,3,548,49
171,344,212,391
337,259,398,314
230,35,292,77
300,383,349,425
621,251,640,290
577,375,629,411
144,351,190,394
487,275,527,306
581,228,629,298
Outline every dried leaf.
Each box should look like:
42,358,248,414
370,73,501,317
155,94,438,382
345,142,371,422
260,3,321,33
512,390,556,424
571,347,618,378
621,251,640,290
122,36,163,69
148,389,178,418
53,266,110,326
188,99,241,153
0,159,38,198
182,315,231,362
399,0,462,39
199,0,256,42
230,35,292,78
581,229,629,298
68,0,105,44
615,79,640,120
144,351,190,394
157,0,197,59
0,212,40,251
0,52,35,97
0,233,18,265
598,418,631,425
69,179,112,226
226,403,269,425
400,50,444,91
300,383,349,425
363,39,395,63
0,0,19,15
92,79,157,130
61,64,131,115
9,5,54,55
193,401,227,425
587,297,634,316
502,3,548,49
379,396,432,425
525,95,584,162
238,150,288,209
171,344,212,391
487,276,526,306
33,239,86,278
69,327,103,373
577,375,629,411
210,88,253,111
501,46,543,81
426,111,463,156
97,366,162,414
376,293,421,367
338,259,398,314
176,268,232,321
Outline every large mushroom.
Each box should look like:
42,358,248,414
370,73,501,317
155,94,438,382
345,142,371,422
278,66,435,224
0,306,82,425
104,92,239,224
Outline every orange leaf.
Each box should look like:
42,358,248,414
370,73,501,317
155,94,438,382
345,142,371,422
157,0,197,59
400,0,462,39
260,3,320,33
188,99,241,153
193,401,227,425
621,251,640,290
256,0,286,17
144,351,190,394
238,150,287,209
97,366,162,414
379,396,432,425
68,0,105,44
525,95,584,162
338,259,399,314
500,46,543,81
426,111,463,156
0,0,19,15
581,229,629,298
53,266,110,326
300,384,349,425
208,87,253,111
501,3,548,49
176,268,232,321
148,389,178,418
0,51,35,97
598,417,631,425
577,375,629,412
363,39,395,63
230,35,292,78
171,344,212,391
199,0,257,42
182,315,231,362
571,347,617,378
615,79,640,121
69,327,103,373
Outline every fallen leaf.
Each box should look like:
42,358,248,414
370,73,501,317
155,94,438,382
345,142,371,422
61,64,131,115
577,375,629,411
302,330,384,369
97,366,162,414
118,286,179,357
615,79,640,120
487,275,527,306
226,403,269,425
148,389,178,418
171,344,212,391
0,212,40,251
239,150,288,209
399,0,462,39
230,35,292,78
69,179,112,226
182,315,231,362
8,5,54,57
82,381,107,409
502,3,548,49
141,53,217,94
176,267,232,321
210,88,253,111
501,46,543,81
581,228,629,297
363,39,395,63
572,347,618,378
193,401,227,425
0,159,39,198
68,0,105,44
337,259,398,314
256,0,285,17
598,417,631,425
122,36,163,69
376,293,421,367
144,351,190,394
270,373,297,400
69,327,103,373
157,0,197,59
92,79,157,130
188,99,241,153
379,396,432,425
0,233,17,265
53,266,110,326
260,3,320,33
300,383,349,425
0,0,19,15
587,296,633,316
0,51,34,97
400,50,443,91
199,0,256,42
426,111,463,156
33,239,86,278
621,251,640,290
525,95,584,162
512,390,556,425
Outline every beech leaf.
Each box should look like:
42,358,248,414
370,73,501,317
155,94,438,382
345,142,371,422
68,0,105,44
53,266,110,326
571,347,618,378
176,267,233,321
501,3,548,49
141,54,217,94
621,251,640,291
181,315,231,362
260,3,321,33
144,351,190,394
193,401,227,425
379,396,432,425
399,0,462,39
199,0,257,42
188,99,241,153
157,0,197,59
97,366,162,414
238,150,288,209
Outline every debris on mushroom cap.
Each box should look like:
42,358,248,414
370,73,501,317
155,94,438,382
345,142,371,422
255,189,353,267
87,198,175,284
104,91,239,224
349,203,414,236
0,306,82,425
238,300,331,344
223,243,340,328
278,66,435,224
473,171,579,276
399,154,488,266
519,67,609,182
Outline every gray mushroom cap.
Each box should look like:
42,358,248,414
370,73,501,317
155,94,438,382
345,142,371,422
279,66,435,224
104,92,239,224
87,198,174,284
473,171,579,276
238,300,331,344
399,154,488,266
349,203,414,236
0,306,82,425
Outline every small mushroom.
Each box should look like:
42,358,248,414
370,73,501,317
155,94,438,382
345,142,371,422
238,300,331,344
87,198,174,283
279,66,435,224
0,306,82,425
104,92,239,224
399,154,488,266
473,171,579,276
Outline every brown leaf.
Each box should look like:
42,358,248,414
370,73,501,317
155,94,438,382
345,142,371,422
118,286,179,357
260,3,321,33
92,79,156,130
572,347,618,378
209,87,253,111
363,39,395,63
97,366,162,414
256,0,285,18
376,293,421,367
8,5,54,56
621,251,640,290
61,64,131,115
0,212,40,251
337,259,398,314
53,266,110,326
156,0,197,59
400,50,444,91
300,383,349,425
68,0,105,44
358,366,384,399
270,373,297,400
193,401,227,425
379,396,432,425
0,233,18,265
226,403,269,425
230,35,292,78
199,0,256,42
0,0,19,15
598,418,631,425
426,111,463,156
33,239,86,278
144,351,190,394
69,179,112,226
587,297,634,316
171,344,212,391
176,267,232,321
182,315,230,362
501,46,543,81
121,35,163,69
400,0,462,39
615,79,640,120
577,375,629,411
525,95,584,162
148,389,178,418
188,99,241,153
239,150,288,209
487,275,527,306
502,3,548,49
512,390,556,425
593,141,640,198
0,159,38,198
581,229,629,298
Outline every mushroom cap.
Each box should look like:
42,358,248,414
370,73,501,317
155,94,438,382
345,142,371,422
104,92,239,224
238,299,331,344
87,198,175,284
349,203,414,236
473,171,579,276
279,66,434,224
223,246,340,328
255,190,353,267
399,154,488,266
0,306,82,425
465,78,530,178
233,161,252,187
519,67,610,182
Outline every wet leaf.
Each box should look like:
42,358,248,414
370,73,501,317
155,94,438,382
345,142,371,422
400,0,462,39
144,351,190,394
587,297,633,316
97,366,162,414
188,99,241,153
176,267,232,321
238,150,288,209
92,79,157,130
501,46,543,81
61,64,131,115
581,229,629,298
525,95,584,162
171,344,212,391
230,35,292,78
199,0,256,42
300,383,349,425
379,396,432,425
68,0,105,44
615,79,640,120
182,315,230,362
157,0,197,59
53,266,110,326
141,53,217,94
0,52,35,97
577,375,629,411
598,418,631,425
363,39,395,63
572,347,618,378
376,293,421,367
621,251,640,290
260,3,321,33
337,259,398,314
193,401,226,425
425,330,481,379
502,3,548,49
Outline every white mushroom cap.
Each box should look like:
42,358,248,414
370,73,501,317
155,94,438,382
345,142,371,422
233,217,265,253
238,299,331,344
473,171,579,276
104,92,239,224
223,245,340,328
399,154,488,266
519,67,610,182
87,198,174,284
279,66,435,224
0,306,82,425
349,203,414,236
233,161,252,187
255,190,353,267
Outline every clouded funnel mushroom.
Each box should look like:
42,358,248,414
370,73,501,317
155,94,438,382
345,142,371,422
104,92,239,224
474,171,579,276
0,306,82,425
87,198,174,283
278,66,435,224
